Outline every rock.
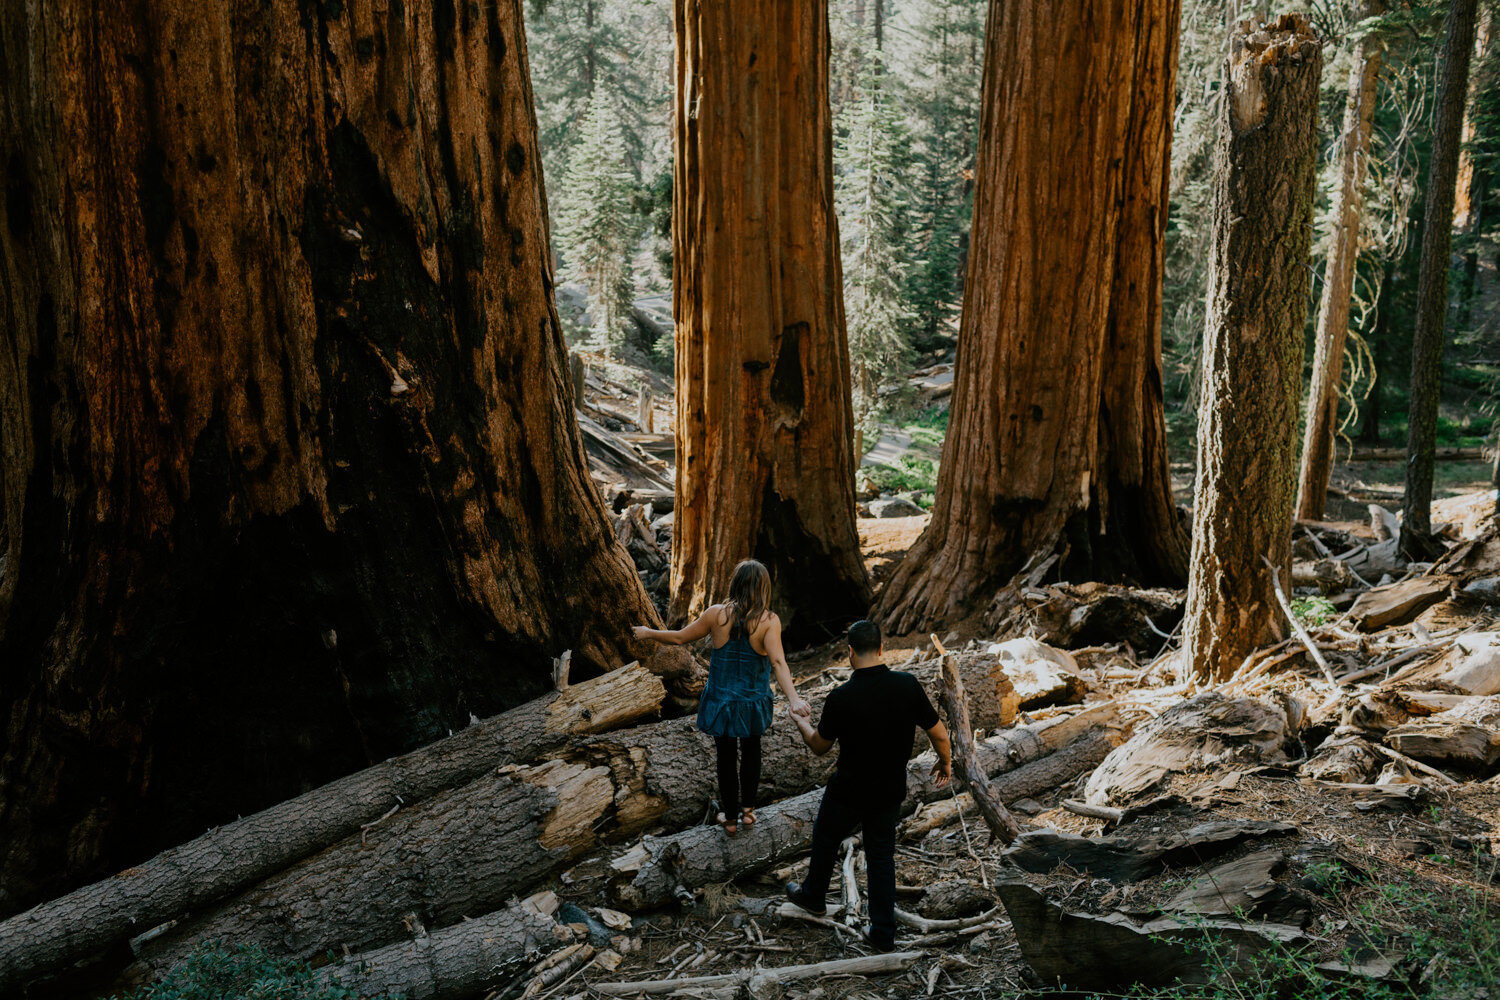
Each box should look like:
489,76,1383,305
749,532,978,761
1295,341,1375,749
1428,632,1500,696
1084,691,1295,807
1385,695,1500,770
1301,734,1382,784
1463,577,1500,601
869,496,926,518
918,881,994,921
997,881,1309,991
1347,577,1451,632
1001,820,1297,882
1163,850,1314,926
989,639,1086,710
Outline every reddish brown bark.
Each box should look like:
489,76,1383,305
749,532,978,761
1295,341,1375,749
0,0,668,916
670,0,871,641
1185,16,1322,682
876,0,1188,636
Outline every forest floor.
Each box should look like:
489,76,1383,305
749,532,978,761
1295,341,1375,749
519,496,1500,1000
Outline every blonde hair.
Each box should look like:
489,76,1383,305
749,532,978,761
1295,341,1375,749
725,559,771,637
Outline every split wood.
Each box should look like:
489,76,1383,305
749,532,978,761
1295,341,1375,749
930,635,1020,844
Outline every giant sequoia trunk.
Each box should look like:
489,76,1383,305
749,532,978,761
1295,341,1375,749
876,0,1188,635
670,0,871,642
1296,1,1385,520
0,0,672,916
1184,16,1321,682
1405,0,1481,554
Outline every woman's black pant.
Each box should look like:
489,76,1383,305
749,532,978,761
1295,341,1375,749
714,735,762,819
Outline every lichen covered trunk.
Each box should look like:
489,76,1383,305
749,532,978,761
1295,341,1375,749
0,0,665,915
1184,15,1322,682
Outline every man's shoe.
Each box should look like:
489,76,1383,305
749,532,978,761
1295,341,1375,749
783,881,827,915
860,924,896,953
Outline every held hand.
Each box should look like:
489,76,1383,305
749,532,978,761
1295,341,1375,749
929,759,952,789
789,696,812,719
632,625,653,643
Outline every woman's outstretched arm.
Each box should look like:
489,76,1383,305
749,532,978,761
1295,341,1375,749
762,615,811,718
633,606,717,645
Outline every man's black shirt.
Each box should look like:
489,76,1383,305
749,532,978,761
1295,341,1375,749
816,664,941,806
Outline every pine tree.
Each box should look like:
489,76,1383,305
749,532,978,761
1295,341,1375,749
837,67,914,439
554,93,638,357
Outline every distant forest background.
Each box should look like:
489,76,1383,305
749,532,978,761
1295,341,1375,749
527,0,1500,460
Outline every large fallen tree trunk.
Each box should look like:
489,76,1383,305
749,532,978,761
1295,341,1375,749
131,661,1024,975
315,892,565,1000
0,663,665,993
607,706,1120,910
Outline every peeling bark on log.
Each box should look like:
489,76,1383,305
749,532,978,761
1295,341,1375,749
1184,15,1322,682
670,0,871,642
315,893,565,1000
0,0,674,916
0,665,664,993
874,0,1188,635
135,672,1034,971
932,637,1020,843
607,719,1118,910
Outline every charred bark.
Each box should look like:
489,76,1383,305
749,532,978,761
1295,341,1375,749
670,0,871,643
875,0,1188,636
1184,16,1322,682
1296,1,1385,520
1404,0,1481,554
0,0,672,915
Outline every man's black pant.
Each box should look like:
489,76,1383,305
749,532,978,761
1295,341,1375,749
800,786,902,948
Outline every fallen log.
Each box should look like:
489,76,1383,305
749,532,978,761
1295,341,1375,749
0,663,665,993
315,892,566,1000
932,635,1020,843
135,665,1030,975
1348,577,1451,631
608,724,1119,910
592,951,923,997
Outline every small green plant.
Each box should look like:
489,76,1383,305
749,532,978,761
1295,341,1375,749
864,456,939,500
112,942,397,1000
1291,596,1338,626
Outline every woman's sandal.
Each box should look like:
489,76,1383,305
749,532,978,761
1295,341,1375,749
739,807,757,827
716,811,738,835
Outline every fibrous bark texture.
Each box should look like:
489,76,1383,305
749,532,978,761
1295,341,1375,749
671,0,871,643
0,664,663,993
0,0,671,915
1296,1,1385,520
1404,0,1481,552
876,0,1188,636
1184,16,1322,683
933,640,1019,843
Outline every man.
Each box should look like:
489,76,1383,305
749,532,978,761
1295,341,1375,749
785,619,952,952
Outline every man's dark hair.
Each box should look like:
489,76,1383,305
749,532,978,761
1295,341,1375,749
847,619,882,656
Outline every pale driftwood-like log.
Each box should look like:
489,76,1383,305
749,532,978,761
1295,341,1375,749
0,664,664,993
1062,799,1126,824
592,952,924,996
900,732,1119,840
138,670,1025,973
932,636,1020,844
610,724,1119,910
315,893,565,1000
891,907,1001,934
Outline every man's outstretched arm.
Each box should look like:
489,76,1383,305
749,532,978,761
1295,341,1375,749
789,705,834,755
925,721,953,788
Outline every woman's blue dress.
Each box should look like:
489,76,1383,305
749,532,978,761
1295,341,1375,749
696,635,774,738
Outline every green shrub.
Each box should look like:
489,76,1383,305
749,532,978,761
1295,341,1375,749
864,456,939,501
112,943,398,1000
1291,596,1338,626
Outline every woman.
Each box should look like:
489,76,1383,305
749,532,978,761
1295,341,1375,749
634,560,810,833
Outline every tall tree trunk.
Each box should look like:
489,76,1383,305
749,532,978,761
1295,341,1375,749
1453,11,1494,340
876,0,1188,636
1296,1,1386,520
0,0,669,916
1404,0,1481,555
671,0,871,642
1184,15,1321,683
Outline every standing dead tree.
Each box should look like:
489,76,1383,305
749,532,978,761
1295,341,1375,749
1184,15,1323,683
